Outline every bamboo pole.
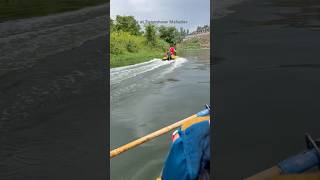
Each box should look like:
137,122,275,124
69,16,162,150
110,113,208,158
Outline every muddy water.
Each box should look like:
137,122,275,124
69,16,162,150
110,49,210,180
0,4,108,180
213,0,320,179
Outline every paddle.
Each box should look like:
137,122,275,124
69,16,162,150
110,106,210,158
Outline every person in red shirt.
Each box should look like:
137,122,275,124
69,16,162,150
169,45,176,56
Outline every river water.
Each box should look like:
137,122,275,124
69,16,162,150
213,0,246,19
0,4,108,180
213,0,320,179
110,49,210,180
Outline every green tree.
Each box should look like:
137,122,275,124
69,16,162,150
179,27,188,40
158,26,179,45
110,18,115,32
144,23,157,46
174,29,182,43
115,15,141,35
196,26,202,33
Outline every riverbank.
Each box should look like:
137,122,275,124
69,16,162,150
181,32,210,49
109,30,166,68
110,16,195,68
110,50,163,68
110,34,209,68
213,0,320,179
110,42,204,68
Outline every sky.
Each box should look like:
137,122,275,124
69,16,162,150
110,0,210,32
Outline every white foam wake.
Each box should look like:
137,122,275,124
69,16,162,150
110,58,187,85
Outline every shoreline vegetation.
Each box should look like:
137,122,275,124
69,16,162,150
110,15,210,68
0,0,108,22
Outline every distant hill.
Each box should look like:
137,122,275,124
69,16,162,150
183,32,210,49
182,25,210,49
190,25,210,35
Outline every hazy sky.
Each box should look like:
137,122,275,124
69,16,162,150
110,0,210,31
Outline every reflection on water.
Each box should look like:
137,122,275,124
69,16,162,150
180,49,210,66
257,0,320,30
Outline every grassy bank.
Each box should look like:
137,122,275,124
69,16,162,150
111,50,163,68
178,32,210,50
110,31,168,68
0,0,106,22
177,38,201,50
110,36,201,68
110,15,193,68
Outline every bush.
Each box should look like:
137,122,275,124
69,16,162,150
127,40,138,53
144,23,157,46
110,31,143,54
115,15,141,35
156,38,169,51
158,26,179,45
110,32,126,55
177,38,201,50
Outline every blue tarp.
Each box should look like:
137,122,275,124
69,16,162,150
162,120,210,180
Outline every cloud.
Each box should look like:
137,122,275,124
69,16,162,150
128,0,156,13
111,0,210,31
128,0,147,4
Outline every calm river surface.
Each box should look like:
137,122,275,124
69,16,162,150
0,4,108,180
213,0,320,179
110,49,210,180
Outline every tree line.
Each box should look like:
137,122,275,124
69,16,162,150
191,25,210,35
110,15,189,46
